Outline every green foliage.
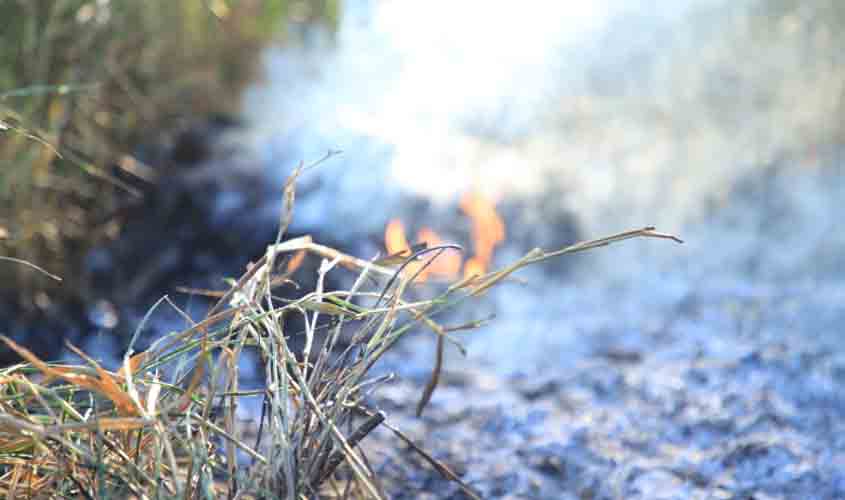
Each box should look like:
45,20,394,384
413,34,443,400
0,0,338,306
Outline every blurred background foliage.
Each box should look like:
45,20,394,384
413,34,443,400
0,0,338,312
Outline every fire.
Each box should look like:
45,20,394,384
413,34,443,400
460,192,505,279
384,219,411,256
383,192,505,282
383,220,462,282
462,257,486,280
285,249,306,273
417,227,462,278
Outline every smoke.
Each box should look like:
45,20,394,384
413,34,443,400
242,0,845,373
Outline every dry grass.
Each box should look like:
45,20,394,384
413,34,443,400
0,158,681,498
0,5,683,492
0,0,338,309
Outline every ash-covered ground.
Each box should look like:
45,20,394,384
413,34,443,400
361,152,845,499
371,211,845,500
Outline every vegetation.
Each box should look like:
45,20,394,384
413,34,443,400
0,155,681,497
0,0,338,310
0,2,684,497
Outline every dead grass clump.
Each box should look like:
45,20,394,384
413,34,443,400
0,163,681,498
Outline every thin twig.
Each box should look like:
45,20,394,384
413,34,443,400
315,410,386,486
0,256,62,281
355,407,481,500
416,335,444,417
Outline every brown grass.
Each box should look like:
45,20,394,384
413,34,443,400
0,158,681,498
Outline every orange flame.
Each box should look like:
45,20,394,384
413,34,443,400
417,227,462,278
460,192,505,279
285,249,306,273
463,257,486,280
383,221,462,282
384,219,410,256
383,192,505,283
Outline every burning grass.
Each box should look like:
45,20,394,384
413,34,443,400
384,192,505,283
0,160,681,498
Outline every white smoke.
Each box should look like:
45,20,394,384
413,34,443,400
242,0,845,372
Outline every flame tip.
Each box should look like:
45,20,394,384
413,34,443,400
384,193,505,283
